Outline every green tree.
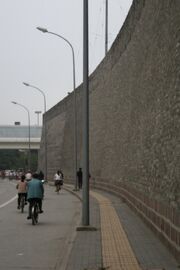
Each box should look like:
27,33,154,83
0,149,38,171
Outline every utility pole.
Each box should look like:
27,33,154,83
105,0,108,55
82,0,89,226
35,111,42,126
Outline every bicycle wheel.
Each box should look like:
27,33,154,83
35,204,39,224
20,196,25,213
57,184,61,193
31,204,39,225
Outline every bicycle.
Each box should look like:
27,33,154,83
31,199,39,225
19,194,25,213
55,180,63,194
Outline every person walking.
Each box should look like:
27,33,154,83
77,168,83,189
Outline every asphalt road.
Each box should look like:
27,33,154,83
0,178,81,270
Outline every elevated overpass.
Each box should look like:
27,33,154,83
0,125,42,149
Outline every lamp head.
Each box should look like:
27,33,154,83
23,82,29,87
35,111,42,114
11,101,17,105
37,27,48,33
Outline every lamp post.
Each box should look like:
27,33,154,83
82,0,89,226
36,26,78,190
23,82,48,181
35,111,42,126
105,0,108,55
11,101,31,170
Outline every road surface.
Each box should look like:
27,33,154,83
0,178,81,270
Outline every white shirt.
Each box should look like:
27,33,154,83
54,173,61,181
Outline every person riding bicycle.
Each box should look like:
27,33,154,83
25,170,32,182
16,174,28,209
54,170,63,193
27,173,44,219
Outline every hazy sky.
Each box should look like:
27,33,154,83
0,0,132,126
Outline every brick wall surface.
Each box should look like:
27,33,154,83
38,0,180,259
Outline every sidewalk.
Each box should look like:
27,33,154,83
63,184,179,270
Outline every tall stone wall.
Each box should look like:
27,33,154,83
89,0,180,205
39,0,180,259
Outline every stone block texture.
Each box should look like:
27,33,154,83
39,0,180,259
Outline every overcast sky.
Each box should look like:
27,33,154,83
0,0,132,126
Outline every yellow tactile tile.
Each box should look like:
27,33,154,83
90,191,142,270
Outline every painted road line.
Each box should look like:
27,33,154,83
0,195,17,209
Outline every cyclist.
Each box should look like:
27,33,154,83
25,170,32,182
38,170,44,181
54,170,63,193
27,173,44,219
16,174,28,209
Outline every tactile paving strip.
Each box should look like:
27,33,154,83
90,191,142,270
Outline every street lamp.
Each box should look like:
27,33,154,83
23,82,46,112
37,26,78,190
35,111,42,126
11,101,31,170
105,0,108,55
23,82,48,181
82,0,90,226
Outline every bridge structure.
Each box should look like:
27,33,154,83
0,125,42,150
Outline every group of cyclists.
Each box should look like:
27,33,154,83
16,169,64,220
16,171,44,219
